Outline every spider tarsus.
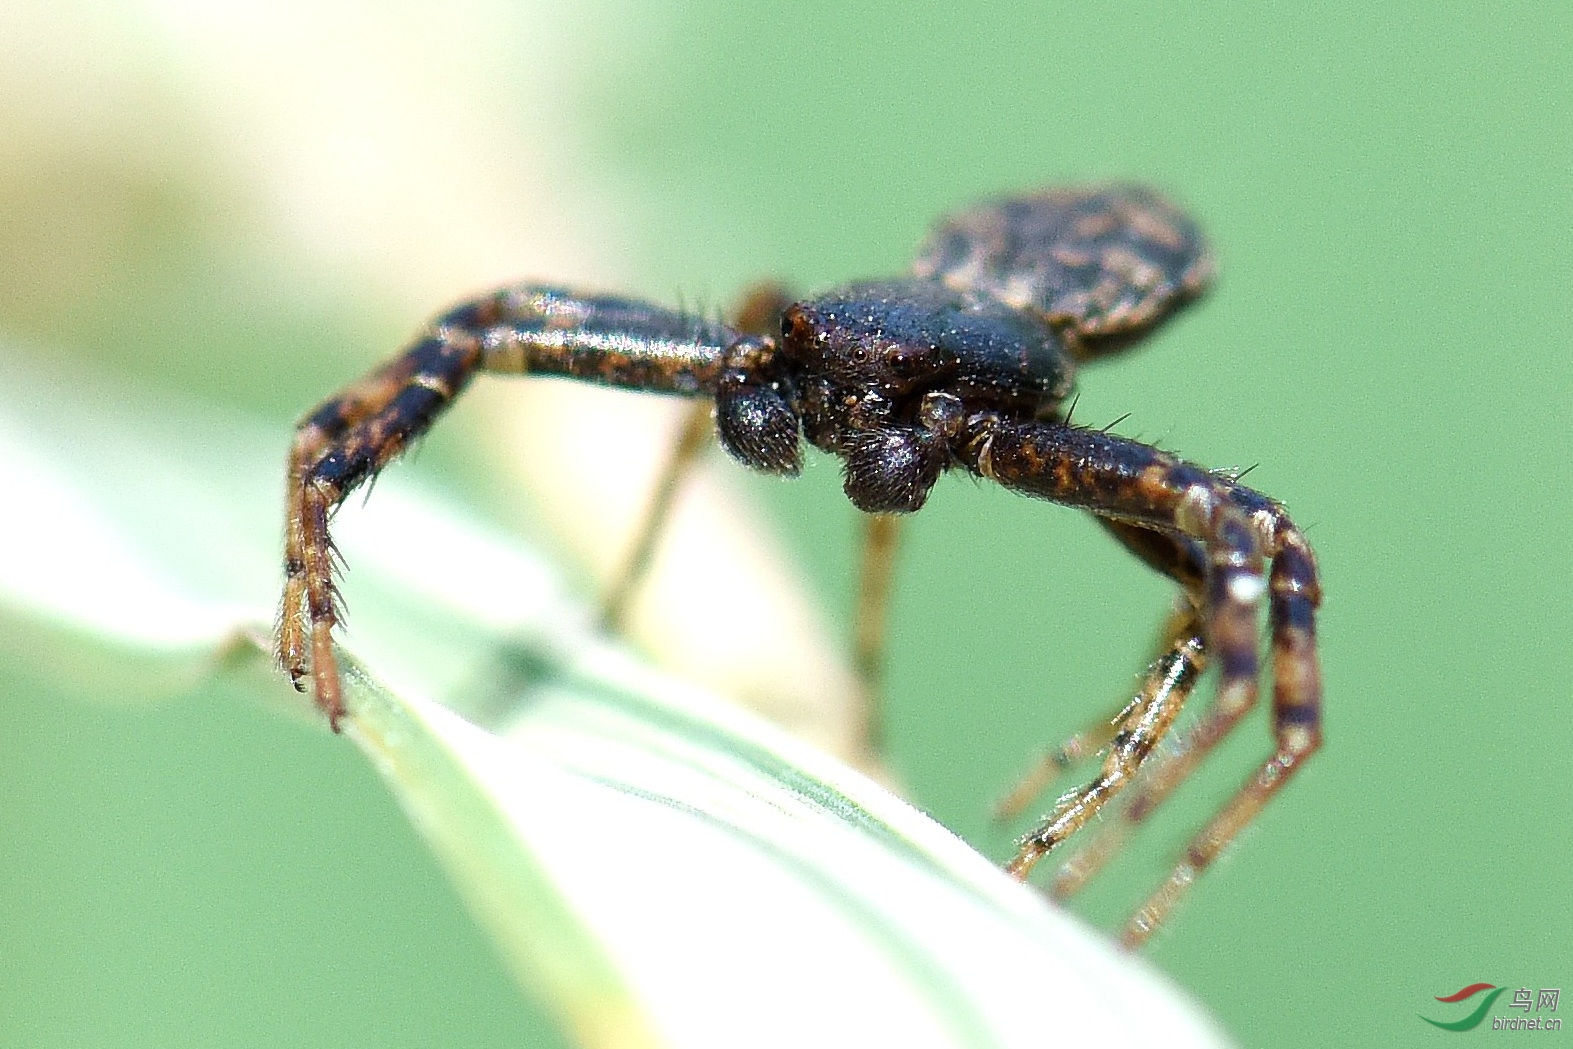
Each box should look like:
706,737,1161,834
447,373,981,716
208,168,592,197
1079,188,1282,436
1004,844,1047,882
1121,863,1197,949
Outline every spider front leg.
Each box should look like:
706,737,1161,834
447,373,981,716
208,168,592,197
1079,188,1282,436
958,416,1323,944
281,331,485,727
279,349,447,689
279,286,757,728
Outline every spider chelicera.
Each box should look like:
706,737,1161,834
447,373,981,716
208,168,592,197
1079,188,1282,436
278,184,1323,946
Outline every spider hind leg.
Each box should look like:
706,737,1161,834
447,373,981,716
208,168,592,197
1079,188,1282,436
958,416,1323,944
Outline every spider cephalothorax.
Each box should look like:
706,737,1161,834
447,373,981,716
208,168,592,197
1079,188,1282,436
279,184,1322,946
773,279,1076,513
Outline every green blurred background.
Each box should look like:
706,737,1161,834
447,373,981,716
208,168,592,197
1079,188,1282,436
2,1,1569,1046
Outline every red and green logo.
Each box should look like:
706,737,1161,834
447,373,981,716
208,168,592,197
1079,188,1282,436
1422,984,1506,1031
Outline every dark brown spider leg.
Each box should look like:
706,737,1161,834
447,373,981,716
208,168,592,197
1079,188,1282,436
597,400,712,630
281,286,739,728
279,352,433,686
954,419,1318,931
851,512,903,752
1120,498,1322,946
292,331,486,727
1098,517,1208,601
1051,502,1320,916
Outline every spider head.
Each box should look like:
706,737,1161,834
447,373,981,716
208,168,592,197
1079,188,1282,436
777,279,1073,513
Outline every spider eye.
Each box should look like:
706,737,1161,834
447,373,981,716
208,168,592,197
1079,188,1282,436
884,345,927,377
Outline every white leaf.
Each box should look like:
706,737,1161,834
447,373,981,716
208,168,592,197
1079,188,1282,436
0,348,1233,1049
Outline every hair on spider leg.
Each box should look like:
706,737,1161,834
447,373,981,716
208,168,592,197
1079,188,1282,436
349,426,421,509
328,579,351,619
670,287,698,329
669,287,729,340
1057,392,1082,427
1209,463,1260,484
325,536,349,576
1098,411,1133,434
356,463,385,508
